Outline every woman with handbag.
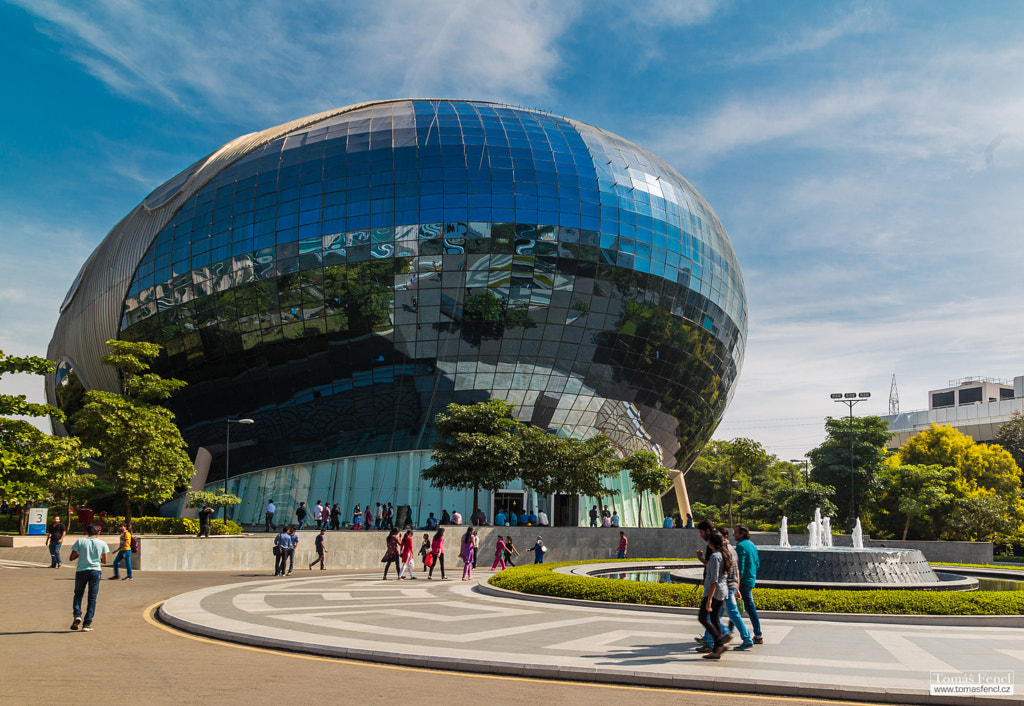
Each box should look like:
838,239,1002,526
381,529,401,579
418,533,431,573
428,527,447,579
398,530,416,580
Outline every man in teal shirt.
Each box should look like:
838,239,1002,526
733,524,763,645
69,523,110,631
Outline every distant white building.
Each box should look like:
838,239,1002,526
882,376,1024,448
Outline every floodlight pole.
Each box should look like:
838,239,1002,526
225,418,255,520
830,392,870,530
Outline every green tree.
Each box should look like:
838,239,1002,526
774,483,838,527
39,434,98,531
519,427,621,502
888,424,1024,540
622,449,671,527
876,464,955,540
71,340,194,528
1,351,95,533
421,399,521,511
996,410,1024,473
898,424,1021,496
807,416,891,529
946,489,1023,542
186,488,242,510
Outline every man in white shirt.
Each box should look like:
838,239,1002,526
537,510,549,526
69,524,110,631
265,500,276,532
313,501,323,529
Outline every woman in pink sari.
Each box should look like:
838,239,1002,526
490,535,507,571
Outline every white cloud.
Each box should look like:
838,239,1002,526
735,4,884,64
14,1,582,124
627,0,726,27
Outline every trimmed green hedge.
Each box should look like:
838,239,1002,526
488,561,1024,615
94,516,242,535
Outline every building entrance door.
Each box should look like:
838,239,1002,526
492,491,525,524
553,494,579,527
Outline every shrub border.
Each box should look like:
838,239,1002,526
485,560,1024,619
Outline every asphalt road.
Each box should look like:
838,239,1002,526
0,560,897,706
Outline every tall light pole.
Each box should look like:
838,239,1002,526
830,392,870,530
225,418,255,520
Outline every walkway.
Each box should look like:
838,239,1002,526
161,569,1020,704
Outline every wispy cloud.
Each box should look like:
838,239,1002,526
736,4,884,64
627,0,727,27
13,1,582,124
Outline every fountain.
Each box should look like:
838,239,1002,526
674,508,978,591
851,518,864,550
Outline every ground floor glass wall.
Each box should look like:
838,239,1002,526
202,449,663,528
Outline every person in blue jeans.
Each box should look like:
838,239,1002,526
110,524,133,580
734,524,763,645
46,515,66,568
699,526,750,651
69,524,110,631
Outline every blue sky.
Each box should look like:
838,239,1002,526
3,1,1024,461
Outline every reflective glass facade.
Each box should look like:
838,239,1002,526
57,100,747,521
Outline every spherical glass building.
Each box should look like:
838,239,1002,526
48,99,746,526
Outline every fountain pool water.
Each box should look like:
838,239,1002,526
672,508,978,591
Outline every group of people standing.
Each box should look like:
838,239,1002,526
693,519,762,659
294,500,344,531
588,506,621,528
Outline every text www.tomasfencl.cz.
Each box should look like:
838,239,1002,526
930,671,1014,696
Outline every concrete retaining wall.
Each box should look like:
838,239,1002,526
2,528,992,570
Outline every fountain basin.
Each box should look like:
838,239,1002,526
670,546,979,591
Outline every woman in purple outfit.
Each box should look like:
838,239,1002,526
460,527,475,580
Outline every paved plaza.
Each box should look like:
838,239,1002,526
161,567,1021,704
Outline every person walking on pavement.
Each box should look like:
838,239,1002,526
418,533,431,573
313,500,323,529
331,503,341,530
110,523,133,581
352,504,362,530
69,523,109,631
265,499,276,532
273,527,291,576
382,529,401,579
295,502,308,531
697,530,730,660
460,527,475,580
321,502,331,531
734,524,763,646
427,527,447,579
309,528,327,569
616,530,628,559
197,504,215,537
532,536,546,563
46,515,66,568
398,530,417,580
490,534,507,571
503,536,519,567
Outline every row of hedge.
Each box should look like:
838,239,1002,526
81,516,242,536
487,561,1024,615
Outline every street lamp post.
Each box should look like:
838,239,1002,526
830,392,870,530
225,418,255,520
